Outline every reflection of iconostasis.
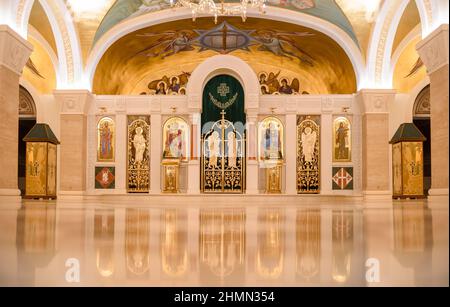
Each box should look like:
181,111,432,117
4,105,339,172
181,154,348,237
160,209,188,278
199,209,246,282
256,209,285,279
161,116,190,193
125,209,151,278
332,210,354,284
94,209,115,278
258,117,285,194
296,210,321,282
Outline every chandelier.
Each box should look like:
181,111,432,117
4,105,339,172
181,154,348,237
170,0,267,23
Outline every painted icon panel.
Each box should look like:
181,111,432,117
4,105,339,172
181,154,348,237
97,117,115,162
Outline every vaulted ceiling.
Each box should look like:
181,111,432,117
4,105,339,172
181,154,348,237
20,0,440,94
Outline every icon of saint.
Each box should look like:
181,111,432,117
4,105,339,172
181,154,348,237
208,131,220,168
335,122,349,160
133,127,146,163
301,126,317,163
100,121,113,159
228,131,237,168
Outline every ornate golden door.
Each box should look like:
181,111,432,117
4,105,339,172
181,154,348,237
201,111,246,193
201,75,246,194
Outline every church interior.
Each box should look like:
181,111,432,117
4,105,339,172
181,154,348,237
0,0,448,287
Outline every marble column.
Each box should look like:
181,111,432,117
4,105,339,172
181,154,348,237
0,25,32,199
417,24,449,197
356,90,396,199
187,110,201,194
150,112,162,194
54,90,93,197
246,111,259,194
285,101,297,195
321,98,333,195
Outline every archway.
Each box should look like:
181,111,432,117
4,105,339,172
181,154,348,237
413,85,431,195
201,75,246,194
18,85,37,196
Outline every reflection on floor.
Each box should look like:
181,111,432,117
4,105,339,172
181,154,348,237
0,197,448,286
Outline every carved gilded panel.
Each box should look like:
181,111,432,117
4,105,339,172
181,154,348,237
297,115,320,194
47,143,57,196
392,143,403,196
401,142,424,196
127,116,150,193
25,142,48,196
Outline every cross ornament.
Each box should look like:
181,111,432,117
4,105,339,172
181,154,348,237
217,83,230,97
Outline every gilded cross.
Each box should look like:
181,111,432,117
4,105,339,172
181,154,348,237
220,110,226,128
217,83,230,97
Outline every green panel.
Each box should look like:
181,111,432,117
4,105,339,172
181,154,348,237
201,74,246,132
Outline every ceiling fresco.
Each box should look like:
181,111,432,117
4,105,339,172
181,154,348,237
93,0,359,47
393,36,426,94
93,17,357,95
23,37,57,94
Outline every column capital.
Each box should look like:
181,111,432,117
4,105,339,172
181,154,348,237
417,24,449,75
54,89,94,115
356,89,396,114
0,25,33,76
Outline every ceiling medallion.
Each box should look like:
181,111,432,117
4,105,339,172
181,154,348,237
170,0,267,23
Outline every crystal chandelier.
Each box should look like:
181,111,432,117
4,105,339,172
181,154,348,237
170,0,267,23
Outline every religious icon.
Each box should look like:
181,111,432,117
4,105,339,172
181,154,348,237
162,117,189,161
133,127,146,163
227,131,237,168
156,81,167,95
207,131,220,168
168,76,181,94
279,78,293,94
127,116,150,193
333,117,351,162
301,127,317,163
297,115,320,194
97,117,115,162
259,117,284,161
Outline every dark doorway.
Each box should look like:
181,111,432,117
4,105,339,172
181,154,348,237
413,85,431,195
18,119,36,195
18,86,37,196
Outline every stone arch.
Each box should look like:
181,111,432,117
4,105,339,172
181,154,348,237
413,84,431,118
187,55,260,112
19,84,36,118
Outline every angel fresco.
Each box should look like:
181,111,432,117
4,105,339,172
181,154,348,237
259,72,301,95
254,30,315,66
136,30,196,59
279,78,300,94
147,72,191,95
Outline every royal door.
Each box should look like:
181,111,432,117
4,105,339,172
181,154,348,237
201,75,246,193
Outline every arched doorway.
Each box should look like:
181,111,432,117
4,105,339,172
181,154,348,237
413,85,431,195
18,86,37,196
201,75,246,194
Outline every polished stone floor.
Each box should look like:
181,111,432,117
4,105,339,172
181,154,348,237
0,197,448,287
